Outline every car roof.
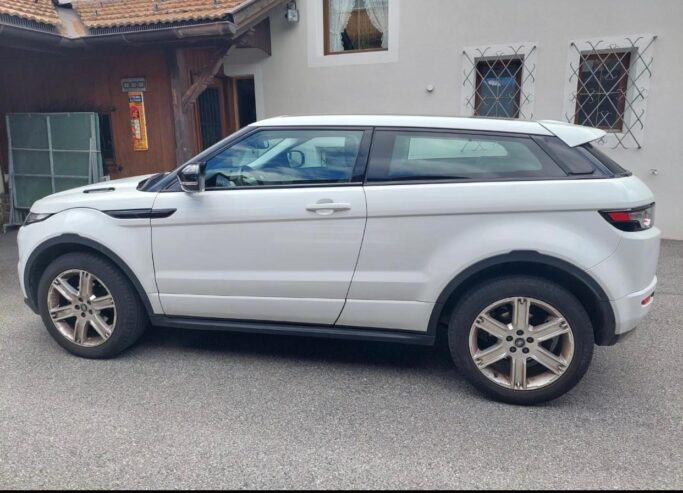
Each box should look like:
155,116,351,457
251,115,606,147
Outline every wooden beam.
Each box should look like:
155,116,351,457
235,18,271,55
166,48,194,166
181,44,234,112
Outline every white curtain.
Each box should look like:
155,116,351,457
364,0,389,48
328,0,355,52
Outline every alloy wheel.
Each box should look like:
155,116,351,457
468,297,575,390
46,269,117,347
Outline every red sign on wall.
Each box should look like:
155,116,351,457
128,91,148,152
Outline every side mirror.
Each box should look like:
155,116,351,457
287,150,305,168
178,162,206,193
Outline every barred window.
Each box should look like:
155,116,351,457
462,44,536,120
563,36,655,149
575,51,631,131
474,58,523,119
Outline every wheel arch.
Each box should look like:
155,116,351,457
428,251,617,346
24,234,154,318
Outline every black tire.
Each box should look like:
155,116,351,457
37,252,148,358
448,276,594,405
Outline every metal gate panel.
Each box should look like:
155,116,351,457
5,112,103,228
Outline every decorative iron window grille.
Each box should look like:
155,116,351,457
574,51,631,131
462,43,537,120
474,58,523,118
563,35,656,149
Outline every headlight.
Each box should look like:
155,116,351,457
23,212,54,226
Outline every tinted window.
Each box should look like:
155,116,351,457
204,129,364,189
581,143,631,176
367,131,565,182
534,135,598,175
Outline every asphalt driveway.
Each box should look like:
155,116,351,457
0,230,681,489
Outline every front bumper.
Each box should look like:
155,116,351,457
24,297,39,314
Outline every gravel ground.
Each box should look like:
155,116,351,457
0,230,681,489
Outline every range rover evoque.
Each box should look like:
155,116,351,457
17,115,660,404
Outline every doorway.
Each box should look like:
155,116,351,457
196,86,224,149
193,75,257,152
231,76,256,129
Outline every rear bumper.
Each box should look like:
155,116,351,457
610,275,657,338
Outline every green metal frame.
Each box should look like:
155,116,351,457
5,112,104,229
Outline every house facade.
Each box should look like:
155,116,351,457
224,0,683,239
0,0,681,238
0,0,286,224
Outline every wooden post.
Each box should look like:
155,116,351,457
166,48,194,166
181,44,234,112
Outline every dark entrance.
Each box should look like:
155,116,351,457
233,76,256,128
196,86,223,150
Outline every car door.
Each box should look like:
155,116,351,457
151,127,371,325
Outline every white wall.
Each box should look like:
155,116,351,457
227,0,683,239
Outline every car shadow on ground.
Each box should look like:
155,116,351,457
137,322,456,372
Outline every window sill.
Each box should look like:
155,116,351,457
324,48,388,56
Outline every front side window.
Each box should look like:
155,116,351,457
574,51,631,131
324,0,388,54
204,129,364,189
367,131,565,182
474,58,523,118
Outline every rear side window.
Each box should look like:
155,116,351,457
580,143,631,176
367,130,566,182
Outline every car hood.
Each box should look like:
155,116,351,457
30,175,158,214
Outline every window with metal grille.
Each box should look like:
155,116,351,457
461,43,537,120
563,35,656,149
574,51,631,131
197,87,223,150
474,58,523,119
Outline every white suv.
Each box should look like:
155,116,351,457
17,116,660,404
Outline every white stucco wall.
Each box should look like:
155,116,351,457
225,0,683,239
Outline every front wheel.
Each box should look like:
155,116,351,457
448,276,594,405
37,252,147,358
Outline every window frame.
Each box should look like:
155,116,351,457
159,126,623,193
363,127,622,186
169,126,375,192
561,34,656,150
461,43,537,120
322,0,388,56
574,51,632,132
473,57,524,119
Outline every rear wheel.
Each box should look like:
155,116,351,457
38,252,147,358
448,276,594,405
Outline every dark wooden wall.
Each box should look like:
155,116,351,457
179,46,235,156
0,47,177,179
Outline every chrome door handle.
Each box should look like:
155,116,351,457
306,200,352,215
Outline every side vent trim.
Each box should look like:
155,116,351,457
103,209,176,219
83,187,116,194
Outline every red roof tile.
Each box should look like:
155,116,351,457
0,0,60,26
72,0,247,28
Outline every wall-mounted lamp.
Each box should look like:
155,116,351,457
426,84,435,93
285,1,299,23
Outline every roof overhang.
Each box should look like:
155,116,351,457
0,0,284,51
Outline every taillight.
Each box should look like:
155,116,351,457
600,203,655,232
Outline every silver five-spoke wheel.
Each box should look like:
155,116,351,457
469,297,574,391
47,269,117,347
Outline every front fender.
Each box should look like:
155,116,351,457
18,208,161,316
